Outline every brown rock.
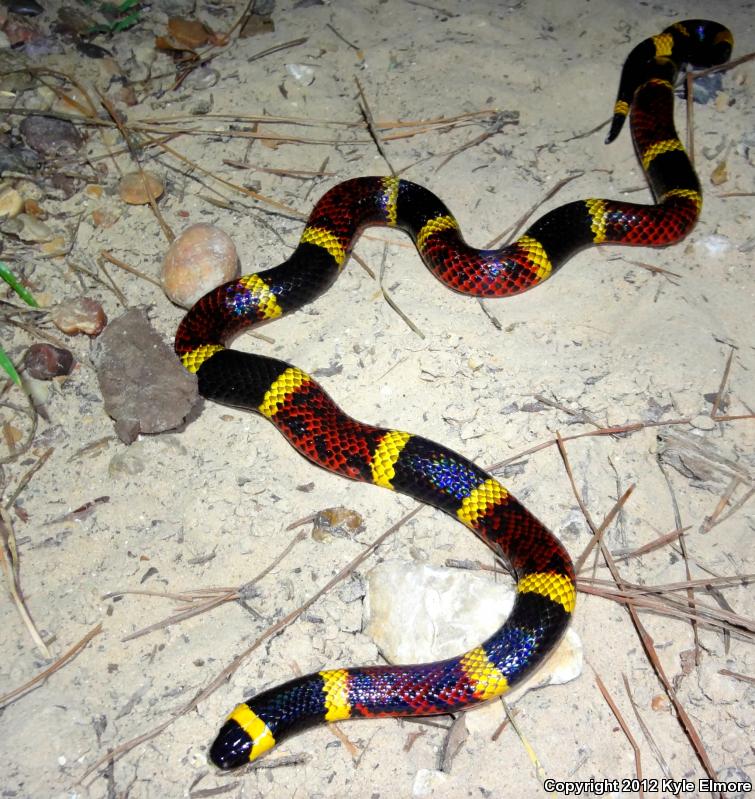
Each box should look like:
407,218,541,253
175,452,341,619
162,223,239,308
24,343,74,379
50,296,107,336
118,171,164,205
167,16,212,48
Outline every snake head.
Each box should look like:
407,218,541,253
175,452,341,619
209,703,276,769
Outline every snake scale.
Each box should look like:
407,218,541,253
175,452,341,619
174,20,733,770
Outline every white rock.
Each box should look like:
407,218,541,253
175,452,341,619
364,560,515,663
413,768,449,797
286,63,315,86
697,234,732,255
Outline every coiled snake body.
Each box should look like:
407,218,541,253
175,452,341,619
174,21,732,770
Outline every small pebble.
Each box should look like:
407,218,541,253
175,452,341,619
168,16,212,48
709,160,728,186
413,769,449,798
49,296,107,336
56,5,97,35
8,0,44,16
690,414,717,431
0,142,40,172
162,223,238,308
90,207,120,228
49,172,78,199
118,171,165,205
286,63,315,86
650,693,669,711
0,186,23,219
19,115,83,157
312,506,365,542
697,234,732,256
24,343,74,379
1,213,54,242
183,66,220,90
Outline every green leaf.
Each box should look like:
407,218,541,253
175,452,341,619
0,345,21,386
112,11,141,32
0,261,39,307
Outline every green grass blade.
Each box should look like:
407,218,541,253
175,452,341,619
0,261,39,307
0,345,21,386
112,11,141,31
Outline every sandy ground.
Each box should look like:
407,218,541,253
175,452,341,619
1,1,754,797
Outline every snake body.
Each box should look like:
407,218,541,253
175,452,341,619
174,21,732,770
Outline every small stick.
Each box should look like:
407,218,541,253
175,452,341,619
354,76,395,175
700,477,740,534
718,669,755,685
100,250,162,288
116,530,308,641
577,584,753,636
574,484,635,575
598,545,721,782
710,347,734,418
221,161,335,179
656,458,701,661
3,446,53,510
95,257,129,306
0,506,52,657
157,140,306,218
612,527,689,561
377,243,425,339
592,665,643,797
326,23,360,52
624,259,682,279
0,623,102,707
0,391,38,465
622,675,675,784
68,436,116,462
706,487,753,530
486,173,585,248
533,393,608,431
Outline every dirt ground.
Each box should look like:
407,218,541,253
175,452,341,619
1,1,753,798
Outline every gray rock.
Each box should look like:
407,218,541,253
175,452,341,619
19,114,83,158
7,0,44,16
92,308,198,443
1,212,54,242
0,142,40,172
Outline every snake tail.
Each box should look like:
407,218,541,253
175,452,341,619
173,20,732,770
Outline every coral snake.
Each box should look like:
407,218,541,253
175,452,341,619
174,20,733,770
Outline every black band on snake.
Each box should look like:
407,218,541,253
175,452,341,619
173,20,733,770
